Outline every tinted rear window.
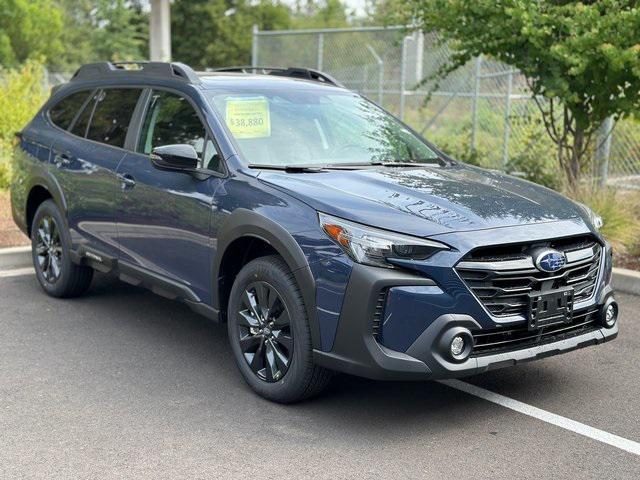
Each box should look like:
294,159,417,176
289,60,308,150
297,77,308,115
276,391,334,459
49,90,91,130
86,88,142,148
70,91,98,138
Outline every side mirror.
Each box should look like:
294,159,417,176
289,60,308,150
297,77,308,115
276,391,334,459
151,144,199,171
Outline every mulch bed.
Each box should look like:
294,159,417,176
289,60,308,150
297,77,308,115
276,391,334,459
614,251,640,271
0,191,29,248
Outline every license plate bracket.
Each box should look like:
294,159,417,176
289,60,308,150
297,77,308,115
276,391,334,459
527,287,574,330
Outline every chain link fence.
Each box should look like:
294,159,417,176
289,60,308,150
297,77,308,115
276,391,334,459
253,26,640,190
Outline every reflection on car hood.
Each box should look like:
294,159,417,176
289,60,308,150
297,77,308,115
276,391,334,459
258,164,589,237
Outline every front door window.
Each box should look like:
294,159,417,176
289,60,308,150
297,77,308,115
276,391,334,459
138,90,217,169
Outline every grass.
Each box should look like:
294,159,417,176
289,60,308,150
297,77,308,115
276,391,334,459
570,187,640,253
568,187,640,270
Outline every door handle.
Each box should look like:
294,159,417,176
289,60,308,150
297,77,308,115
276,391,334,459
117,173,136,189
53,153,71,168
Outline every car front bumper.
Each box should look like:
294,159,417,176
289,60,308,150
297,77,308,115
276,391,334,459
313,263,618,381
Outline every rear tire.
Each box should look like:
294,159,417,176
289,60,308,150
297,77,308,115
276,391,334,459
31,200,93,298
227,255,332,403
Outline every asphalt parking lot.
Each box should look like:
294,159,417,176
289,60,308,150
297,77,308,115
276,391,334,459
1,270,639,479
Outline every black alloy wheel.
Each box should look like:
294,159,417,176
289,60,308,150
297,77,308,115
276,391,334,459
31,199,93,298
34,215,63,284
236,281,294,382
227,255,333,403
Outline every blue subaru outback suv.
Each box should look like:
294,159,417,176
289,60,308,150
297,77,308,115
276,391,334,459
12,62,618,402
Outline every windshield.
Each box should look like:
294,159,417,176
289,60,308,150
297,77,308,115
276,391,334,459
207,88,440,167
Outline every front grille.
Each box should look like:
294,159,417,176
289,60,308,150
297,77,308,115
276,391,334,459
472,307,600,356
456,235,602,318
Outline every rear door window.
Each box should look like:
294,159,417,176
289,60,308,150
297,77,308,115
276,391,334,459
86,88,142,148
71,90,99,138
49,90,92,130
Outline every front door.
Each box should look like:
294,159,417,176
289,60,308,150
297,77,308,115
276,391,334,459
115,89,224,303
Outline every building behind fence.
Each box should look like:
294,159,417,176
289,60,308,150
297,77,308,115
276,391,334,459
253,26,640,190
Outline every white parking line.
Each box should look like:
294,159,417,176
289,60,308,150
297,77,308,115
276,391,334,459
440,379,640,456
1,263,637,457
0,267,34,278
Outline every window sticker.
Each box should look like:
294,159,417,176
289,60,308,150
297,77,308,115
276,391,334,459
225,97,271,139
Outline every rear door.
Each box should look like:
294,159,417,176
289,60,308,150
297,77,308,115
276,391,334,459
51,87,143,259
115,88,225,303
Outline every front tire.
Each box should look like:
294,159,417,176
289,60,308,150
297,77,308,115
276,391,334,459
31,200,93,298
227,255,332,403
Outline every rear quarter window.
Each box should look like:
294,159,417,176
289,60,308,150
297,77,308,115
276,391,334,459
48,90,91,130
86,88,142,148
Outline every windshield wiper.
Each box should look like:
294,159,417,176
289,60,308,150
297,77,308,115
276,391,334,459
348,158,441,167
371,161,434,167
328,160,442,168
247,164,327,173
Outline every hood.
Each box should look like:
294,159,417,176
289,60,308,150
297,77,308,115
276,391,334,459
257,164,590,238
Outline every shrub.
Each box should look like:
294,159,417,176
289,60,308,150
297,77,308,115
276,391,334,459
570,187,640,254
0,60,47,190
0,162,10,189
506,114,562,190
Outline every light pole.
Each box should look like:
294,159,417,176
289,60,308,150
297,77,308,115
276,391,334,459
150,0,171,61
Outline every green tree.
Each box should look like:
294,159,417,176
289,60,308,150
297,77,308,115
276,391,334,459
401,0,640,188
172,0,291,68
55,0,97,68
91,0,147,61
0,61,48,188
56,0,147,67
363,0,410,26
291,0,351,28
0,0,64,67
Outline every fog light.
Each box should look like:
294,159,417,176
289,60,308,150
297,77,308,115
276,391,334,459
451,336,465,357
441,328,473,362
604,303,617,328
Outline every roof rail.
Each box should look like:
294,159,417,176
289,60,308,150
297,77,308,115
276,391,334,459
70,61,201,84
208,66,343,87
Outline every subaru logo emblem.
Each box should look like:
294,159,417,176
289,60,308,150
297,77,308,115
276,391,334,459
535,249,566,272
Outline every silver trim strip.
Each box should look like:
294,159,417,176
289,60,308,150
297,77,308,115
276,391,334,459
457,258,534,271
566,246,596,264
457,245,596,272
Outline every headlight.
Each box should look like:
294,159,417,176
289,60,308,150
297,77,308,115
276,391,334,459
319,212,448,268
577,203,604,230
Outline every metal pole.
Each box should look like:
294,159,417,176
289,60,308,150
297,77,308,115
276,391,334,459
149,0,171,61
470,55,483,152
317,33,324,70
400,36,411,121
597,116,614,188
414,31,424,84
502,71,513,169
378,63,384,106
251,24,259,67
365,43,384,105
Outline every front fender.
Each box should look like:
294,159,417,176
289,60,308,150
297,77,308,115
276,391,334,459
213,208,322,349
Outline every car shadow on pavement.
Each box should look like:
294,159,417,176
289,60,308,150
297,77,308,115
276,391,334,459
45,273,572,435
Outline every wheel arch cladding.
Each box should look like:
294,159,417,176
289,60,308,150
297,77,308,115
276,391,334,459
23,169,69,236
213,208,321,350
26,185,54,236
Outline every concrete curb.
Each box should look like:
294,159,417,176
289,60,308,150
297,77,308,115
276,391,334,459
0,246,31,271
0,246,639,297
612,267,640,297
